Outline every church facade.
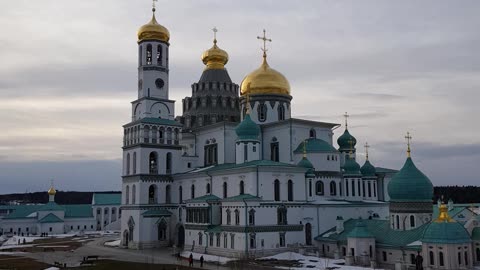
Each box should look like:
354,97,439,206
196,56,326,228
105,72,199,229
119,7,480,269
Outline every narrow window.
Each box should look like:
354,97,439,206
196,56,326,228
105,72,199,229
330,181,336,196
410,215,415,228
149,152,158,174
309,180,312,197
368,182,372,197
132,152,137,174
278,104,285,120
191,184,195,199
239,181,245,195
258,103,267,122
396,215,400,229
309,128,316,138
274,180,280,201
166,152,172,174
249,234,256,248
146,44,152,65
465,251,468,265
346,180,349,196
223,182,228,198
231,234,235,249
206,183,211,194
316,181,324,195
279,233,285,247
148,185,157,204
223,234,227,248
226,209,231,225
244,144,248,161
234,209,240,225
271,142,279,162
382,251,387,262
248,209,255,225
126,153,130,175
458,252,462,265
165,185,171,204
439,251,444,266
132,184,136,204
287,180,294,201
351,180,356,196
156,45,162,65
179,186,183,203
430,251,435,265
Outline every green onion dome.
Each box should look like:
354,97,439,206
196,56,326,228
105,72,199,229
235,114,260,140
360,160,376,177
298,157,314,169
387,157,433,202
343,155,361,175
294,138,338,154
337,129,357,152
422,205,471,244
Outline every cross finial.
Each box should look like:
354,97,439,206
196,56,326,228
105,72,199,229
152,0,158,12
257,29,272,59
364,142,370,160
343,112,350,129
405,132,412,157
212,27,218,45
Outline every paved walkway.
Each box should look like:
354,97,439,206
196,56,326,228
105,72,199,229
20,236,232,269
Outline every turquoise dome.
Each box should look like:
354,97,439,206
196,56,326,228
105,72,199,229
361,160,376,177
343,155,361,175
422,221,471,244
337,129,356,152
298,157,314,169
294,138,337,154
387,157,433,202
235,114,260,140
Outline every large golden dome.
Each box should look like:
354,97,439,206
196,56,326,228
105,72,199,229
201,39,229,70
137,10,170,43
48,186,56,196
240,55,290,96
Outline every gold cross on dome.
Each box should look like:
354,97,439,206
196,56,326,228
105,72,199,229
405,132,412,157
152,0,158,12
343,112,350,129
364,142,370,160
257,29,272,57
212,27,218,45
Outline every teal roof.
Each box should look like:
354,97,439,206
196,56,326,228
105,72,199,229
3,205,41,219
191,160,299,174
142,209,173,217
347,220,374,238
187,194,220,203
222,194,261,202
316,219,428,248
297,157,314,169
422,221,471,244
134,117,182,127
472,228,480,240
64,204,93,218
235,114,260,140
294,138,337,154
375,167,398,174
39,213,63,223
342,155,361,175
38,202,64,212
361,160,376,177
388,157,433,202
93,193,121,205
337,129,356,151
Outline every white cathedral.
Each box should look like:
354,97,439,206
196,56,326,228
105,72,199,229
120,6,480,269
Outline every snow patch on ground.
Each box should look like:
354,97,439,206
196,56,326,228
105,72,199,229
263,252,384,270
0,244,34,250
104,239,121,247
44,267,60,270
181,251,233,264
3,236,42,246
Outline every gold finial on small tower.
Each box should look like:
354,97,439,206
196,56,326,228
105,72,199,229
257,29,272,60
212,26,218,45
343,112,350,130
435,203,454,223
152,0,158,12
405,132,412,158
364,142,370,161
47,179,56,196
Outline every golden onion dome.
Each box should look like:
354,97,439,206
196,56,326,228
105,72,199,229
48,186,56,196
201,39,229,70
240,54,290,96
137,9,170,43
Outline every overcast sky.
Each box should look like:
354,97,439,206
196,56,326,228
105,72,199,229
0,0,479,194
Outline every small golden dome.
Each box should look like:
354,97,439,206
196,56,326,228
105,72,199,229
48,186,56,196
137,11,170,43
201,39,229,70
240,55,290,96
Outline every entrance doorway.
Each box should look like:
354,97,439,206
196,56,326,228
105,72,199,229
177,225,185,247
305,223,312,245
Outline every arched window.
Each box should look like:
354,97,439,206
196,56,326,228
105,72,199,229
274,180,280,201
309,180,312,197
148,185,157,204
143,126,149,143
166,152,172,174
165,185,171,204
396,215,400,230
223,182,228,198
410,215,415,228
316,181,324,195
270,138,279,162
126,153,130,175
239,181,245,195
198,232,203,246
439,251,444,266
146,44,152,65
125,185,130,204
149,152,158,174
458,252,462,264
248,209,255,225
277,206,287,225
179,186,183,203
226,209,231,225
309,129,316,138
132,184,136,204
132,152,137,174
465,251,468,265
191,184,195,199
234,209,240,225
287,180,293,201
158,220,167,240
206,183,211,194
278,104,285,120
156,45,162,65
351,180,356,196
258,103,267,122
429,251,435,265
330,181,337,195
